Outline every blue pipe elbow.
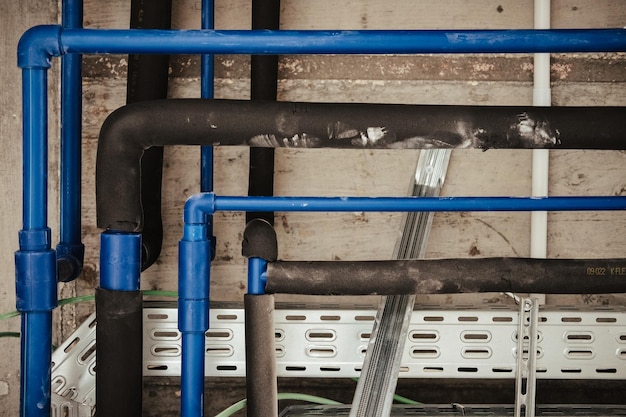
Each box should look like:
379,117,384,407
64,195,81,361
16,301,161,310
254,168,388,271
18,25,62,69
183,192,215,224
56,242,85,282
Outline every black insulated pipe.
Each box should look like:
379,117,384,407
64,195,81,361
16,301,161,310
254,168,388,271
126,0,172,271
244,294,279,417
95,288,143,417
242,218,278,416
248,0,280,225
95,3,171,417
264,258,626,295
95,99,626,233
242,218,278,262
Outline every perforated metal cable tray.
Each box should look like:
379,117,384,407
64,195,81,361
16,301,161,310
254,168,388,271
51,303,626,415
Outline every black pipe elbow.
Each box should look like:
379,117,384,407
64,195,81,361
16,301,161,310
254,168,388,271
96,99,626,258
242,218,278,262
96,103,151,233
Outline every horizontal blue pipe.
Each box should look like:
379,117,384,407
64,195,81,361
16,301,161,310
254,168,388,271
19,26,626,68
184,193,626,223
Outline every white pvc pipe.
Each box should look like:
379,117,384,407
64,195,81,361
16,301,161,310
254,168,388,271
530,0,551,259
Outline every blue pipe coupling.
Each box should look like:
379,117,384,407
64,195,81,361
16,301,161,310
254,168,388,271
15,228,57,312
178,224,211,333
100,231,141,291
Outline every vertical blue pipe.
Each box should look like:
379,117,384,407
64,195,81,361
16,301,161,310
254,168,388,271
178,223,211,417
22,68,48,230
57,0,85,282
197,6,214,411
247,257,268,295
20,312,53,417
19,66,57,417
200,0,214,193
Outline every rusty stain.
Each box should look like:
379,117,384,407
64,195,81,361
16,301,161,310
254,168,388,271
469,242,481,256
471,62,495,79
552,62,572,80
281,215,291,234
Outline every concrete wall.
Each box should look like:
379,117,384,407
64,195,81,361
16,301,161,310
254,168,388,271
1,1,625,415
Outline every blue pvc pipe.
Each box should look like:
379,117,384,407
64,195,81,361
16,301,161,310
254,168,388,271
16,228,56,417
248,257,268,295
17,65,56,417
180,333,206,416
200,0,214,194
22,68,48,230
18,27,626,69
57,0,84,281
99,231,141,291
20,312,53,417
60,28,626,55
178,223,211,417
184,193,626,223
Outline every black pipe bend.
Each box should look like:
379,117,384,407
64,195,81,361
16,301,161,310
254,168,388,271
95,99,626,232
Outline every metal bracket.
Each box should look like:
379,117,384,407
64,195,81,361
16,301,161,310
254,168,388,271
51,303,626,415
515,297,540,417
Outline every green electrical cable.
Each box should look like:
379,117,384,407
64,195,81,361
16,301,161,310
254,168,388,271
58,294,95,306
0,310,20,321
351,377,421,405
392,393,422,405
214,392,342,417
0,290,179,338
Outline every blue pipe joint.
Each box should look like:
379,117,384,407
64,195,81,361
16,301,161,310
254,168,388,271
17,25,62,69
56,242,85,282
100,231,141,291
248,257,268,295
179,224,211,333
15,229,57,312
184,192,215,224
